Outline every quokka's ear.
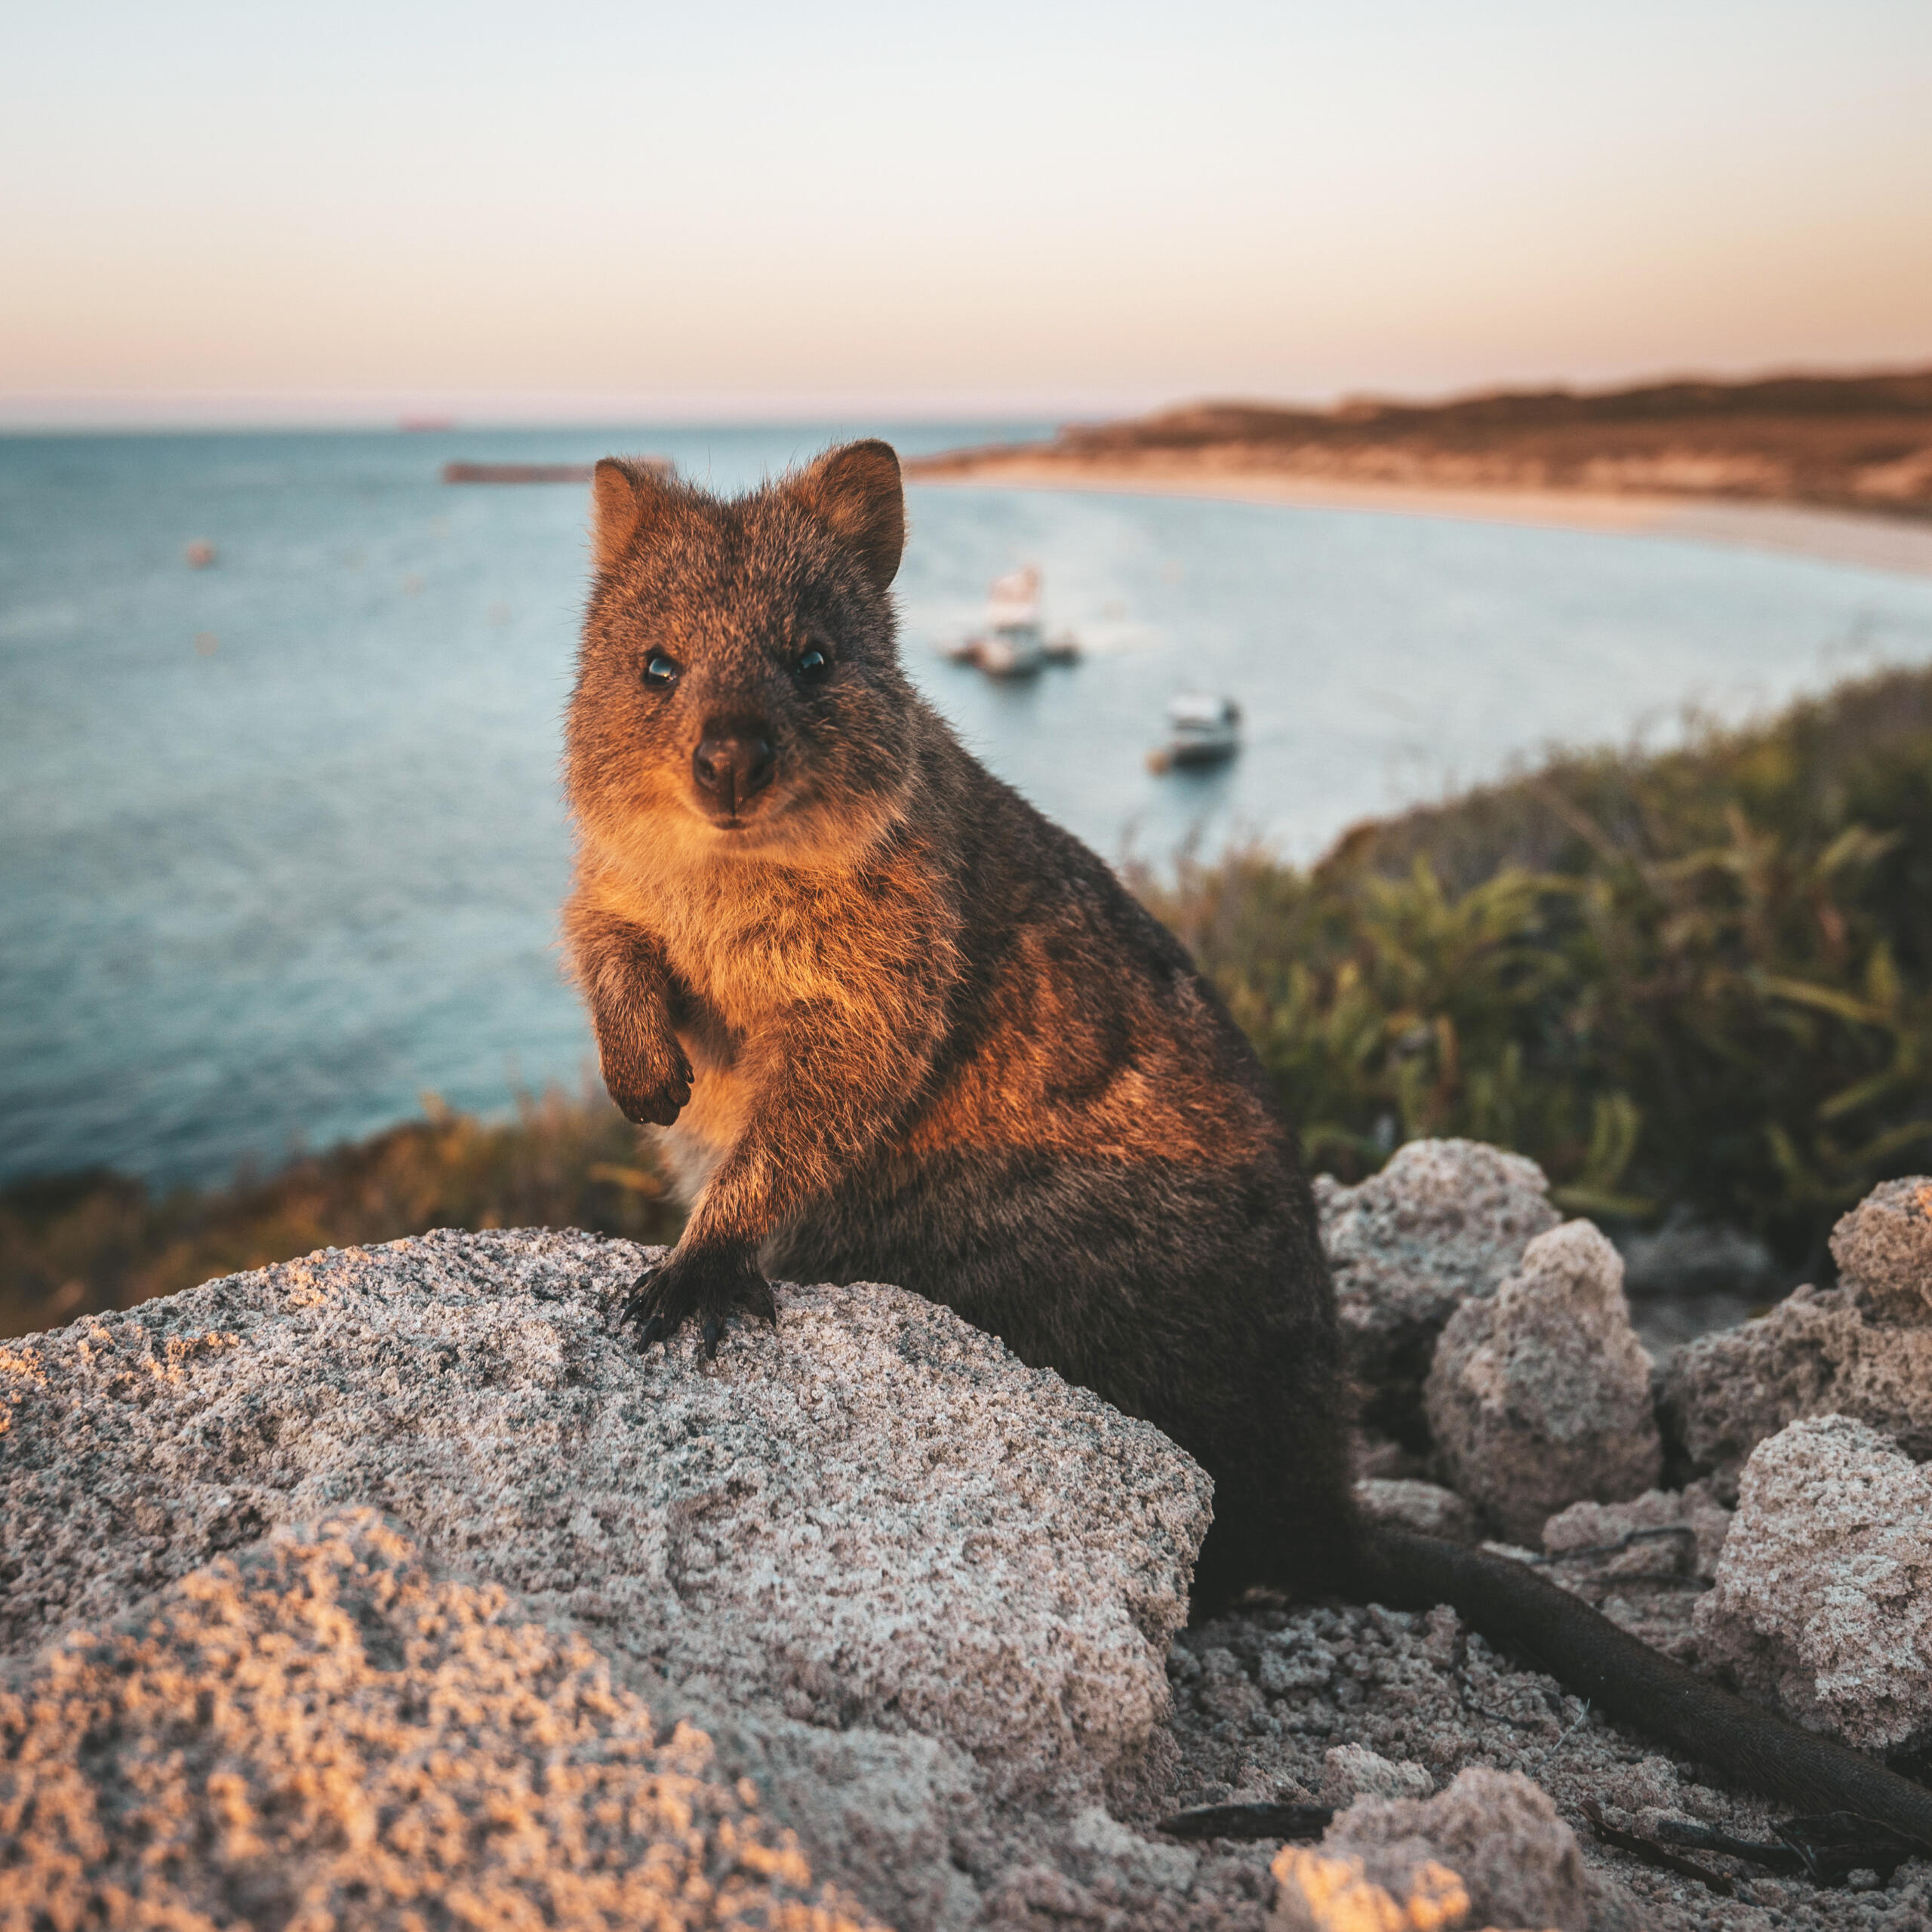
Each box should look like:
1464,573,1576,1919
788,440,905,590
590,457,676,574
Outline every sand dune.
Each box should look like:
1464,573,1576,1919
908,453,1932,579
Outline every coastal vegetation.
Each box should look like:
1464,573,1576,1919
1138,660,1932,1266
5,660,1930,1339
0,1086,681,1342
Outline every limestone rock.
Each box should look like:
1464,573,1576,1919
1592,1753,1687,1828
1319,1743,1435,1804
1272,1767,1590,1932
691,1698,983,1931
1660,1176,1932,1498
1694,1415,1932,1755
0,1509,884,1931
1660,1282,1932,1500
0,1229,1214,1930
1537,1482,1730,1660
1316,1138,1560,1452
1423,1221,1662,1543
1541,1481,1730,1583
1063,1805,1199,1896
1831,1175,1932,1324
1354,1476,1478,1544
1267,1847,1469,1932
0,1229,1208,1810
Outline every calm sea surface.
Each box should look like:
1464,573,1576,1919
7,425,1932,1189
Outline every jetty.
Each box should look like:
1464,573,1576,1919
440,457,672,485
442,462,592,485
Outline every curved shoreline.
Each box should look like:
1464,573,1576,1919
905,456,1932,581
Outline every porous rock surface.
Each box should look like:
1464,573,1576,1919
1694,1415,1932,1755
1353,1476,1478,1544
1272,1767,1592,1932
1661,1176,1932,1497
9,1186,1932,1932
1423,1221,1661,1543
1162,1174,1932,1932
0,1509,882,1931
1535,1481,1731,1661
1829,1176,1932,1324
0,1229,1210,1929
1315,1139,1560,1455
0,1230,1206,1802
1267,1844,1470,1932
1318,1743,1435,1805
1166,1590,1930,1932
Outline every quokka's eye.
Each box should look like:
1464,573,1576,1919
643,653,681,688
795,645,829,683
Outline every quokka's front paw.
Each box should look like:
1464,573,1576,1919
620,1243,777,1359
604,1040,694,1127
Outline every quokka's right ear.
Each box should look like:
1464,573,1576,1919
591,457,675,574
788,440,905,591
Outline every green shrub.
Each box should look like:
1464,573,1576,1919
1142,663,1932,1265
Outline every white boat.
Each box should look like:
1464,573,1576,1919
1149,694,1241,773
945,566,1080,678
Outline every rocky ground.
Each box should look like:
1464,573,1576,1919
3,1146,1930,1931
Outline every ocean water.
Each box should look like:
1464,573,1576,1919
6,425,1932,1190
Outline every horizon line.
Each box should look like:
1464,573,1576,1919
5,355,1929,437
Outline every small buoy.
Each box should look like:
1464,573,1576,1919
184,540,217,568
194,632,219,657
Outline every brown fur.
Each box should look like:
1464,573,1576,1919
563,444,1932,1847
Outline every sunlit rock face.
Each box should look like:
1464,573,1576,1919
0,1229,1211,1930
1269,1767,1593,1932
0,1509,891,1932
1830,1177,1932,1324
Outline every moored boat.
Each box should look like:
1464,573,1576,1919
944,566,1081,678
1148,693,1241,773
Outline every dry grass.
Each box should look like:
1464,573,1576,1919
1,1084,681,1341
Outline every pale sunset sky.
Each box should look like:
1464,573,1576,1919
2,0,1927,424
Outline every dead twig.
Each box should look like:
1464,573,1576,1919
1526,1525,1700,1567
1157,1801,1334,1843
1581,1798,1736,1897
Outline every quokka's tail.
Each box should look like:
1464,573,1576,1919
1356,1521,1932,1853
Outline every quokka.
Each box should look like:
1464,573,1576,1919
564,440,1932,1851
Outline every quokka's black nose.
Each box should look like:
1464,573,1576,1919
693,722,777,812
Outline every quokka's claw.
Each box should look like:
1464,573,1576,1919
615,1247,775,1357
617,1268,655,1318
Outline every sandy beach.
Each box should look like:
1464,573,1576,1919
907,454,1932,581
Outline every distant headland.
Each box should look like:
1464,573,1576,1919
906,367,1932,576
